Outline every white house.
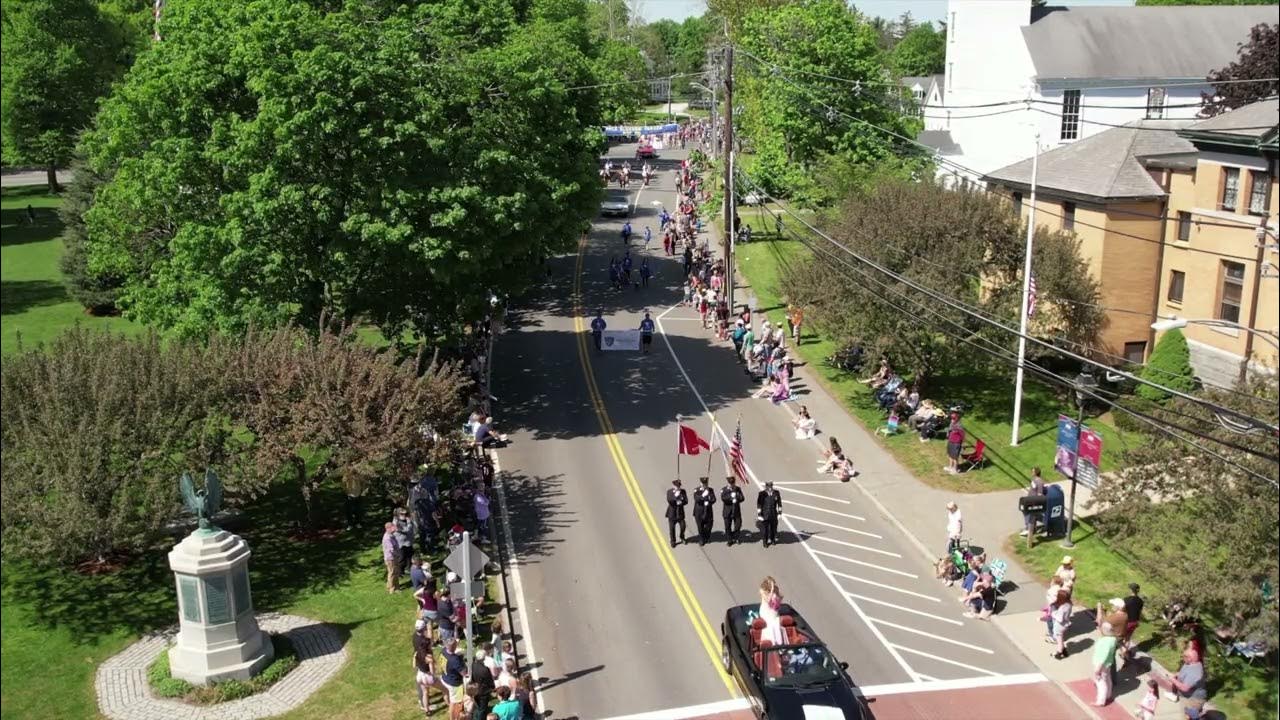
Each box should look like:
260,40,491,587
925,0,1277,184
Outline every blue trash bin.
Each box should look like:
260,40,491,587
1043,483,1066,537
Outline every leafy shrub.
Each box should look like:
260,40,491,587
1136,329,1197,401
145,633,297,705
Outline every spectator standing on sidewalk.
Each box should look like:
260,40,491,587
1050,589,1072,659
394,507,416,575
1092,621,1119,706
383,522,402,593
1054,556,1077,598
1020,467,1047,540
945,501,963,551
1122,583,1145,662
474,486,492,541
471,649,496,711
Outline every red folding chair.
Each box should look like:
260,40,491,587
959,439,986,472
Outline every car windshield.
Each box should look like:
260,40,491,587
604,191,629,204
760,644,841,685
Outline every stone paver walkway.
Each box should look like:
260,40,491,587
96,613,348,720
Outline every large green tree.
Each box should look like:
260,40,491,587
76,0,603,342
781,180,1105,386
1091,372,1279,651
1,0,120,192
737,0,922,205
593,38,650,123
891,22,946,77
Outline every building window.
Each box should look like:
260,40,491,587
1012,191,1023,216
1167,270,1185,304
1063,202,1076,231
950,12,956,41
1221,167,1240,211
1060,90,1082,141
1177,211,1192,241
1123,342,1147,365
913,89,925,103
947,64,954,92
1248,170,1271,215
1145,87,1167,119
1218,261,1245,323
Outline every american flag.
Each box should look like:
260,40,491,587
728,419,747,481
1027,273,1038,318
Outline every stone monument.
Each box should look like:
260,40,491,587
167,470,273,685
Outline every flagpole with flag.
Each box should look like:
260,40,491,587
728,417,746,482
1011,130,1041,447
677,418,711,482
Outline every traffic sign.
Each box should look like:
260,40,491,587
444,541,490,577
450,580,486,599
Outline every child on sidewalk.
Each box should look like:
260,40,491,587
1135,678,1159,720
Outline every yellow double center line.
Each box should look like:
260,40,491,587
572,233,737,697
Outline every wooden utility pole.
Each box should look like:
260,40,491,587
721,45,735,316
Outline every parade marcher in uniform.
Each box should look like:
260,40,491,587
756,480,783,548
693,477,716,546
590,310,606,354
721,476,745,546
665,479,688,547
639,311,656,354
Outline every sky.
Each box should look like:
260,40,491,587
636,0,1137,25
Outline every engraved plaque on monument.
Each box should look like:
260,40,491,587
232,569,252,618
179,575,202,622
205,576,233,625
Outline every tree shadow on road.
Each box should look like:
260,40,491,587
497,470,575,566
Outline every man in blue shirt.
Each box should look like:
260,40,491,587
621,221,632,244
639,311,656,353
644,225,652,248
590,311,606,353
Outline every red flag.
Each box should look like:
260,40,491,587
678,424,710,455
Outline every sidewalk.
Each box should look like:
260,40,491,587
717,224,1181,720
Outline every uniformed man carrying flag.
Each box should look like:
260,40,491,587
693,477,716,546
721,476,745,546
757,480,783,548
666,479,688,547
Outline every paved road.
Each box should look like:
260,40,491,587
494,143,1057,719
0,169,71,188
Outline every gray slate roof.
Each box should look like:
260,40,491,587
901,76,931,90
983,120,1197,201
1024,6,1279,80
1185,98,1280,138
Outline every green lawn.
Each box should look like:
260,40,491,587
0,485,497,720
735,235,1128,493
1,186,139,355
1008,513,1278,719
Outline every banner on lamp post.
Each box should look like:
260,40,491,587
1076,427,1103,489
1054,415,1079,479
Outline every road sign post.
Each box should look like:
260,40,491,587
445,535,490,654
463,531,473,654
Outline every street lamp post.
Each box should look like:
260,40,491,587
1061,371,1097,549
1151,316,1280,351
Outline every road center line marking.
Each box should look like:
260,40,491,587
843,592,963,625
785,500,867,522
889,644,1003,677
785,513,883,539
656,305,922,683
575,214,737,698
810,549,918,579
827,569,943,602
803,532,902,558
868,617,995,653
771,480,847,485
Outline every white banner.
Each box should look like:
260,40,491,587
602,329,641,351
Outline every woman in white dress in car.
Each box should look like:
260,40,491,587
759,576,785,645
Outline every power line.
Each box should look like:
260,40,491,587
740,58,1273,261
564,71,709,92
741,180,1280,414
731,170,1280,434
751,186,1280,485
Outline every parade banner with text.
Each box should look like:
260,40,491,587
601,330,641,351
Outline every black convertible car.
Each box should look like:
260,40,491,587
721,603,866,719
